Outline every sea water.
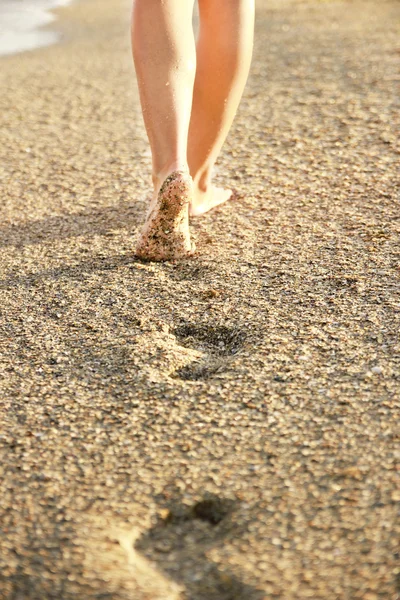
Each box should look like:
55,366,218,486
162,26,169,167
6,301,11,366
0,0,72,56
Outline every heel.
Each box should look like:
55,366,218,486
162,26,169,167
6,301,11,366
135,171,195,262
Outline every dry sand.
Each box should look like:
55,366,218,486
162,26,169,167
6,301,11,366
0,0,399,598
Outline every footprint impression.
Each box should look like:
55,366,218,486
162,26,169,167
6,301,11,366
172,323,247,381
134,494,264,600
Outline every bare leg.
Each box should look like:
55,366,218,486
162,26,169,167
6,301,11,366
131,0,196,260
188,0,255,216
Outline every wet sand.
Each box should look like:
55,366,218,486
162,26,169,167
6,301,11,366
0,0,399,598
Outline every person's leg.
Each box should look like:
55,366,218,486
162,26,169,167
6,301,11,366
188,0,255,216
132,0,196,190
131,0,196,260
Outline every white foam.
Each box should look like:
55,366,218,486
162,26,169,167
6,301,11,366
0,0,72,56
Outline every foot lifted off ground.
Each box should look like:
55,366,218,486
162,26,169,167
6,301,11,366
135,171,195,262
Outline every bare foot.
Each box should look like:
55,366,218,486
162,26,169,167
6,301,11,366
189,185,233,217
135,171,195,262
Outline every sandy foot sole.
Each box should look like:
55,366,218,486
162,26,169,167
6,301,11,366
135,171,195,262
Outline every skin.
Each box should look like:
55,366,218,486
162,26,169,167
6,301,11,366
132,0,254,259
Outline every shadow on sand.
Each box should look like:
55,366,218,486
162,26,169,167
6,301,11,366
135,493,265,600
0,201,143,248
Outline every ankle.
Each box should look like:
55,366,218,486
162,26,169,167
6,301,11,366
192,168,213,193
152,161,189,193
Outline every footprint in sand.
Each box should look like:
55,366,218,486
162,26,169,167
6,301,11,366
133,494,265,600
172,323,247,382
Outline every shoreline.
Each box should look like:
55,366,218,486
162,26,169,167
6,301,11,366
0,0,74,57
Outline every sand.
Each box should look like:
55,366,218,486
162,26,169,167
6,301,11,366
0,0,399,598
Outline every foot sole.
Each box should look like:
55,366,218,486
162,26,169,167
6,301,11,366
135,171,195,262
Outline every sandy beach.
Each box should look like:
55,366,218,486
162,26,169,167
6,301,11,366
0,0,399,598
